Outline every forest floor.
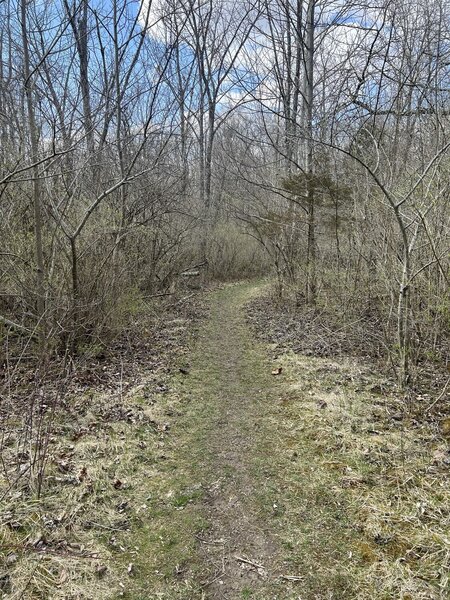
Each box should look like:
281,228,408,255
1,281,449,599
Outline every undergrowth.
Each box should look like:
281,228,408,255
0,294,208,599
247,289,450,599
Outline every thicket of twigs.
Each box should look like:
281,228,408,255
0,0,448,562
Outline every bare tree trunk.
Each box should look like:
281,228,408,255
113,0,127,235
20,0,46,347
397,250,411,388
205,103,215,210
65,0,95,161
69,236,79,352
305,0,316,305
292,0,303,167
198,80,206,208
396,218,418,388
283,0,293,173
175,43,189,200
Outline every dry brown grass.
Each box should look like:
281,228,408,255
0,297,206,599
2,283,448,599
272,350,450,599
0,381,173,598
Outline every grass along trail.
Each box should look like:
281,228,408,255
124,282,357,599
123,281,295,599
123,282,448,599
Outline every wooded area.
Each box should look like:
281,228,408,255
1,0,448,382
0,0,449,597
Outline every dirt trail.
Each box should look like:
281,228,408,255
189,283,282,597
3,283,445,599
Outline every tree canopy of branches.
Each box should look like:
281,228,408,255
0,0,448,386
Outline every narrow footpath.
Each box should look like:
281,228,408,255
125,283,371,599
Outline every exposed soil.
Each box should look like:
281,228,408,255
187,283,283,598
